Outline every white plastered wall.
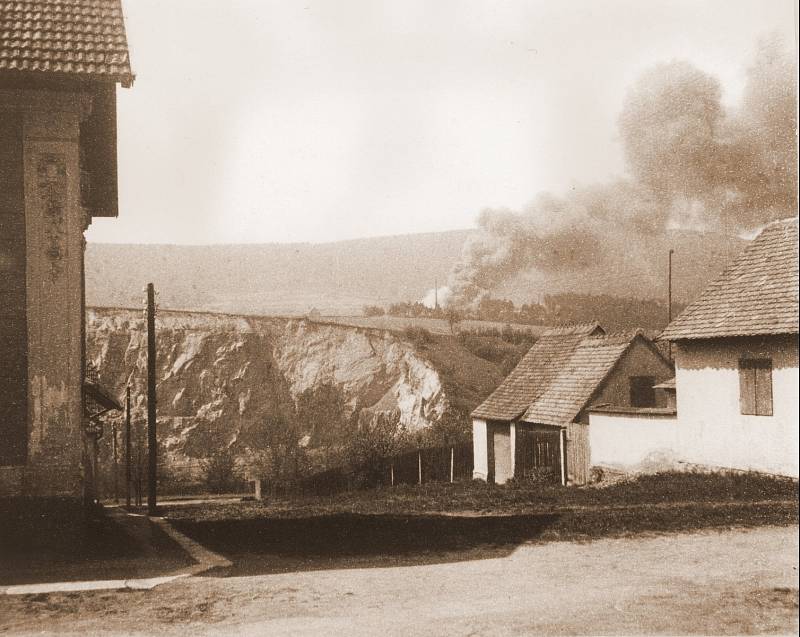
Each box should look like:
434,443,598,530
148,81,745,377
588,412,678,469
673,337,799,477
472,418,488,480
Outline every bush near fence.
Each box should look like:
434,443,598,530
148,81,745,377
99,441,474,500
290,441,474,498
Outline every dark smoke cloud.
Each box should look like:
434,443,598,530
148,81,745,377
448,36,797,307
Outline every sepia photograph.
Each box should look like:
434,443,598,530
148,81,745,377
1,0,798,635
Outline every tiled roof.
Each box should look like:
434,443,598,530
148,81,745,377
471,325,640,424
536,322,604,337
661,218,799,340
0,0,133,85
471,332,587,421
84,379,122,411
521,333,638,426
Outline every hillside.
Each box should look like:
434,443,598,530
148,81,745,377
85,228,746,316
86,230,473,316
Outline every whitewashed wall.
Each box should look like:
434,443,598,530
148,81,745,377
472,419,488,480
673,337,799,477
492,425,513,484
588,411,678,469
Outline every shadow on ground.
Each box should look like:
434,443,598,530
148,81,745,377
170,512,560,576
0,506,195,586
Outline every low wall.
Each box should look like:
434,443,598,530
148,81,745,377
588,410,679,471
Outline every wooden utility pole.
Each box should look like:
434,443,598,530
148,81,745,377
135,422,143,507
668,249,674,360
125,385,131,509
147,283,158,516
450,446,454,483
112,422,119,503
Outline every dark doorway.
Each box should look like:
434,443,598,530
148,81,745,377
516,426,562,483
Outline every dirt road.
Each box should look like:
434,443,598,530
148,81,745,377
2,525,797,636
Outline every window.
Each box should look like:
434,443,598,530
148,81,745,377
739,359,773,416
630,376,656,407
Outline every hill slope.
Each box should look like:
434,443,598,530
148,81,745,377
86,228,745,315
86,230,473,315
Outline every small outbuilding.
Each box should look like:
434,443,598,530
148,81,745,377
472,323,674,485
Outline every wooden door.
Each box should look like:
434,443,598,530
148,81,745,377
517,427,562,483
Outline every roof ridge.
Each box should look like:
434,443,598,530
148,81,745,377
541,321,603,337
585,328,644,340
763,216,798,228
661,216,798,340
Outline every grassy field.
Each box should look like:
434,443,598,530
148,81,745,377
161,472,797,576
165,471,799,520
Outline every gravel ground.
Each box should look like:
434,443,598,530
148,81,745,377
1,525,797,636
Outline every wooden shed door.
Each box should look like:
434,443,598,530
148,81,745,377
517,428,562,483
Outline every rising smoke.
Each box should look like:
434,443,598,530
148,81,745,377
446,36,797,307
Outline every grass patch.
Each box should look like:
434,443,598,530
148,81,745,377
162,473,797,574
166,499,797,576
164,471,798,522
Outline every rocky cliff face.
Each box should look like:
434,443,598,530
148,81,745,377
87,307,452,482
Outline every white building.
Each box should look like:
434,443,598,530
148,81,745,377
471,324,674,485
588,218,798,477
657,217,799,477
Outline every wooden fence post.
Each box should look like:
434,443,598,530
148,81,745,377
390,463,394,487
450,446,454,483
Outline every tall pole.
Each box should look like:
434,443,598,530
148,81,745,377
125,385,131,509
112,423,118,503
434,279,438,311
147,283,158,516
668,249,674,360
668,249,674,323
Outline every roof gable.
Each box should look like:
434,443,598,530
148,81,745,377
661,218,798,340
471,326,654,424
471,331,586,421
520,332,642,426
0,0,133,85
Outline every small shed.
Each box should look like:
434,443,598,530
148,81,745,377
472,323,674,485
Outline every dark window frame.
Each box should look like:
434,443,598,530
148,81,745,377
629,375,656,408
739,358,773,416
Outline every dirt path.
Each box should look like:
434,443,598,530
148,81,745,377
1,525,797,636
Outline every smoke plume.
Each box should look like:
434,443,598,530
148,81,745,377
447,36,797,307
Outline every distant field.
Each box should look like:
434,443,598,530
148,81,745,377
315,315,550,336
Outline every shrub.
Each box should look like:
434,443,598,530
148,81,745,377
362,305,385,317
403,325,434,346
201,445,242,494
346,409,411,488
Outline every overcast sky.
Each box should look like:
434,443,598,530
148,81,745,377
86,0,796,245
